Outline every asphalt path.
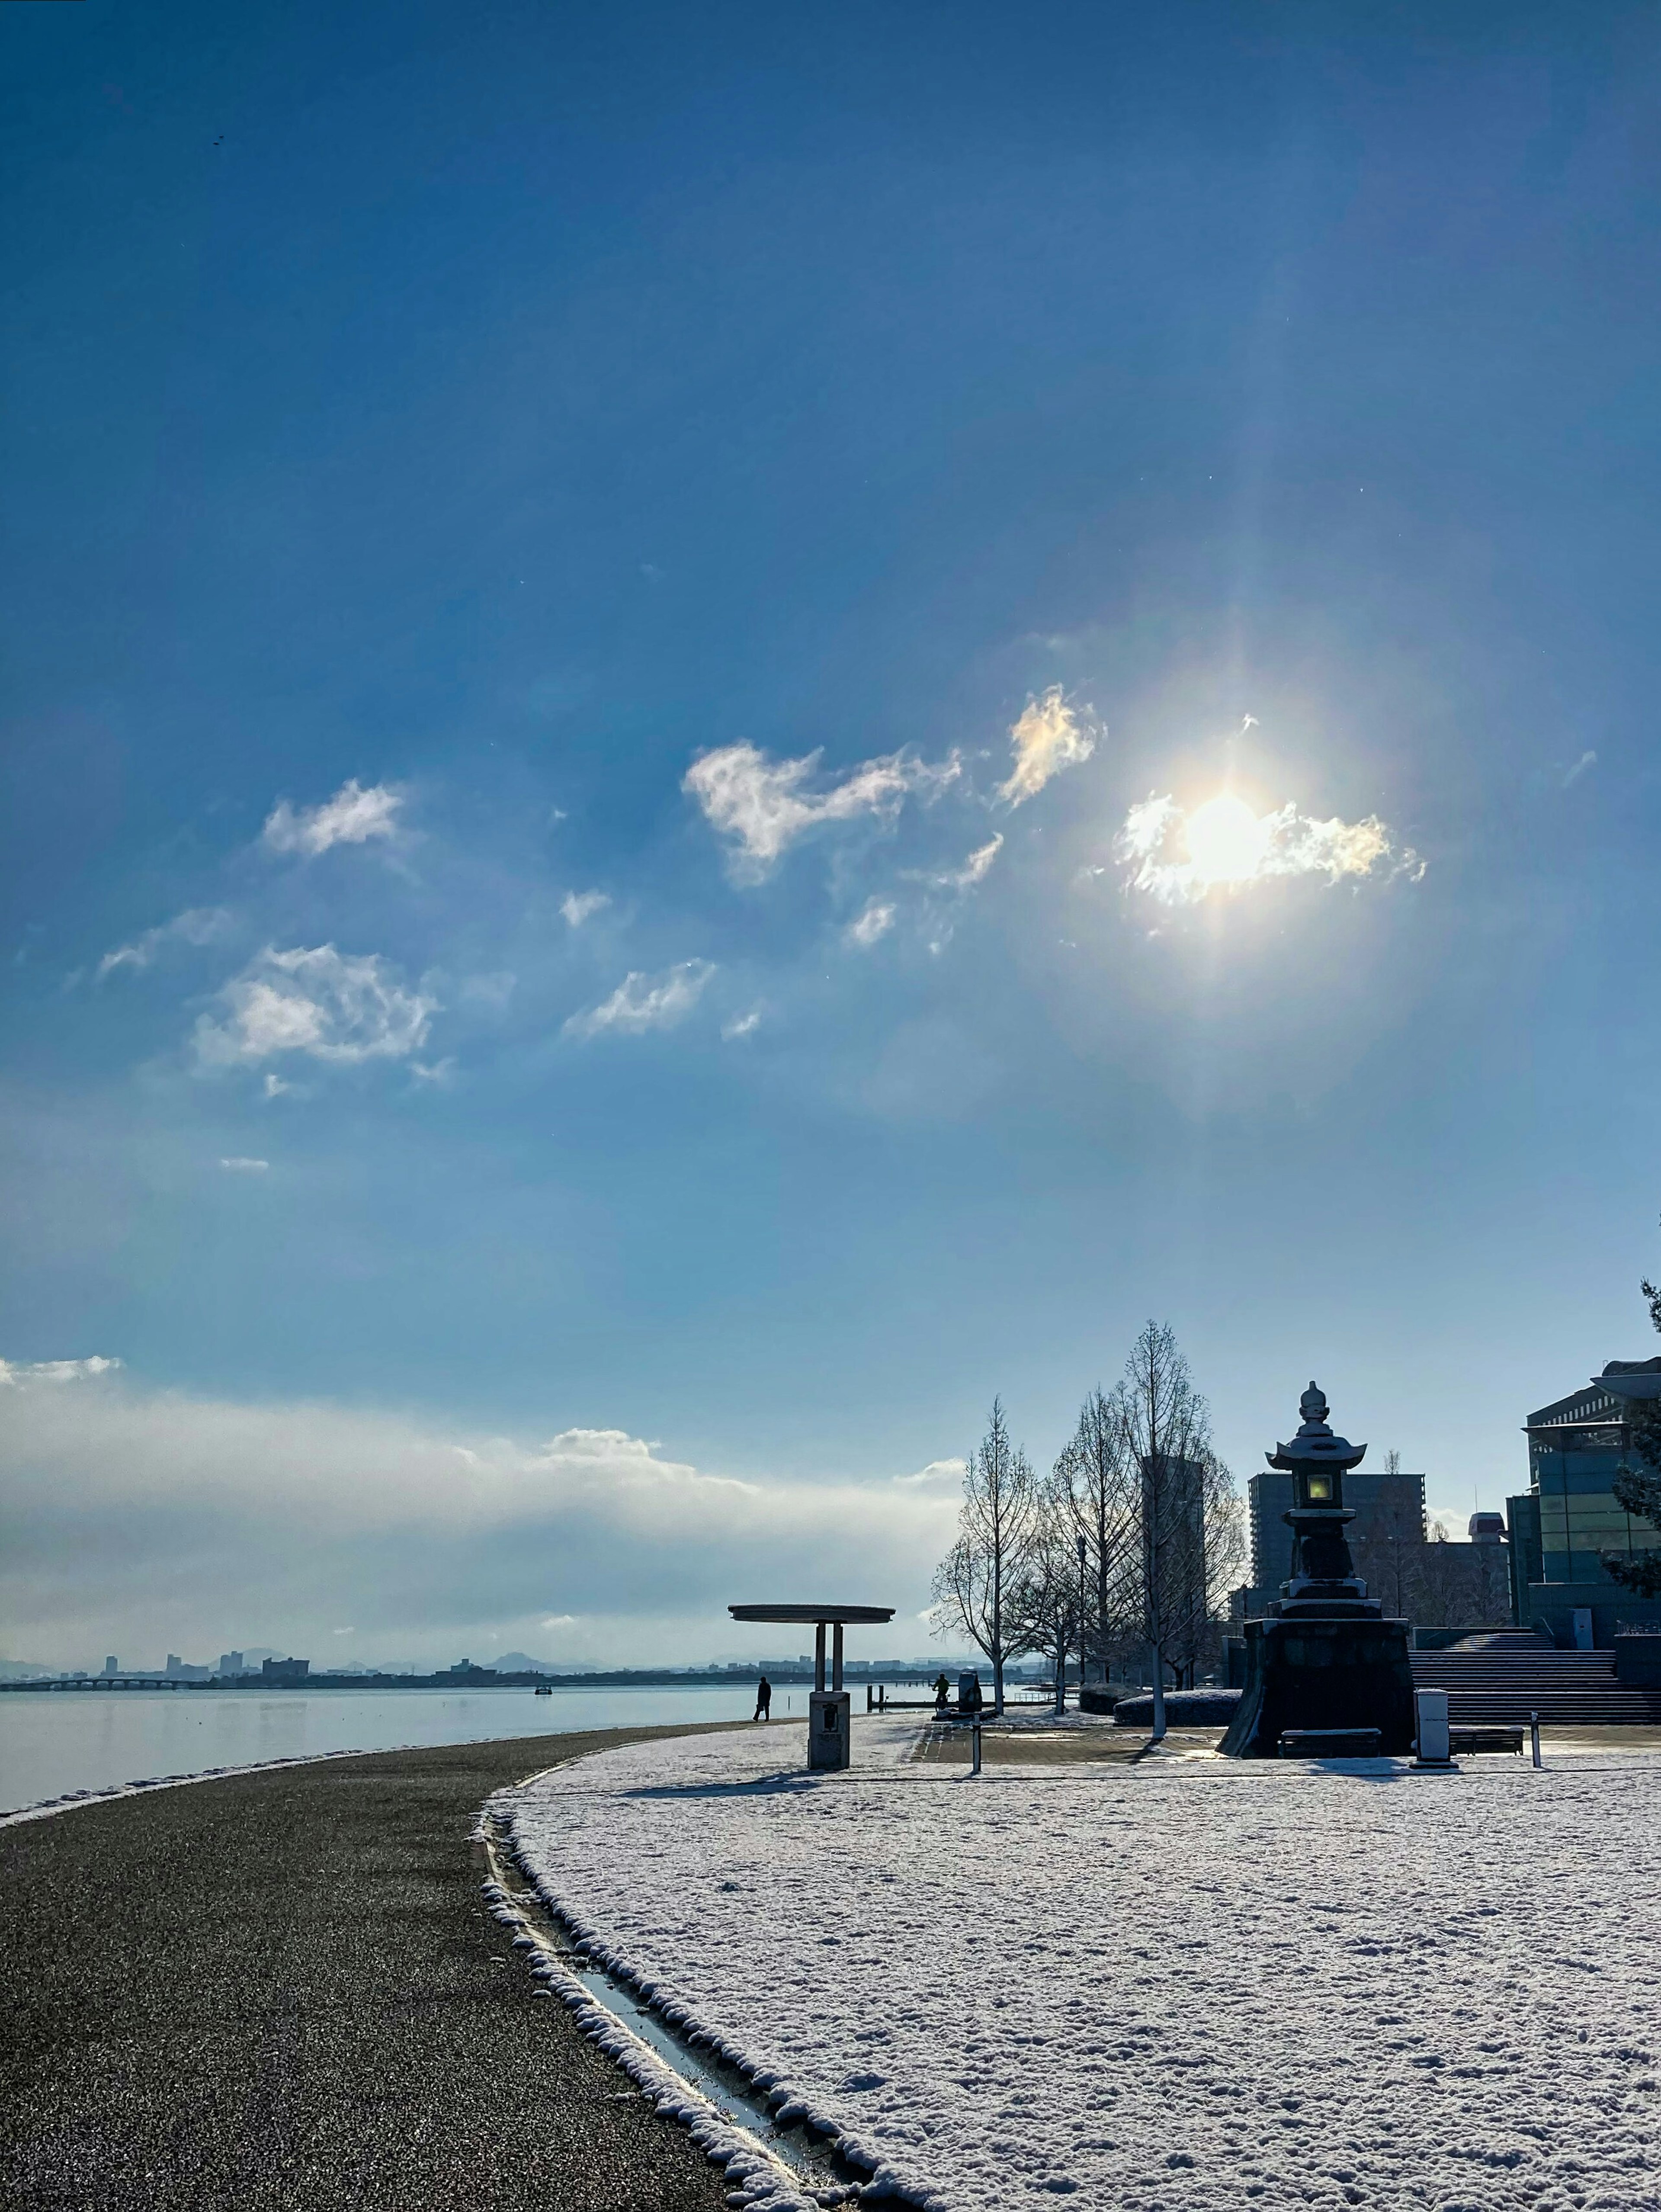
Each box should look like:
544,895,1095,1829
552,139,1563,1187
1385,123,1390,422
1,1725,750,2210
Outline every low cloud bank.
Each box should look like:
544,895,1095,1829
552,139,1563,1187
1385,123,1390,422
0,1367,959,1670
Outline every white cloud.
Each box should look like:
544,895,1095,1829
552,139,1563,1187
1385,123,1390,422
194,946,438,1068
262,780,402,857
1562,750,1597,788
0,1355,120,1387
218,1157,269,1173
721,1008,763,1040
0,1376,962,1666
684,742,961,882
917,834,1004,892
1113,790,1422,904
844,899,897,949
97,907,231,982
560,890,610,927
997,688,1095,806
562,960,714,1040
891,1457,967,1491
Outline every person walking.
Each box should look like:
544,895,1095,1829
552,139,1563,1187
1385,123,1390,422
933,1672,951,1713
753,1673,772,1722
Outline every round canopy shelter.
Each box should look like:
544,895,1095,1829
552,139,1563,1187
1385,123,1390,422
728,1603,895,1692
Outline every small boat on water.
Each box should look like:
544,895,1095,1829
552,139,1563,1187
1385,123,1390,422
534,1682,552,1695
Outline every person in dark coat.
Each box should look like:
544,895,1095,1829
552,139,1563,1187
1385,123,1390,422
753,1674,772,1721
933,1672,951,1712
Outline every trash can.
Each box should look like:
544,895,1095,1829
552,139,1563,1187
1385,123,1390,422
808,1689,851,1770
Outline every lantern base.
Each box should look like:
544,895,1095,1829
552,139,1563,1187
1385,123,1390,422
1218,1610,1416,1759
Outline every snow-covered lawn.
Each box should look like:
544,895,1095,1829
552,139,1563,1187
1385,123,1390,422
506,1720,1660,2212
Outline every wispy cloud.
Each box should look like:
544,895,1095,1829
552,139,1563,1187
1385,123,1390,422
683,742,961,882
563,960,715,1040
97,907,231,982
262,780,402,858
560,890,610,927
1562,750,1597,788
721,1008,763,1041
194,946,438,1068
997,688,1095,806
218,1157,269,1173
917,834,1004,892
844,899,896,949
1113,790,1422,904
0,1355,120,1387
891,1456,967,1490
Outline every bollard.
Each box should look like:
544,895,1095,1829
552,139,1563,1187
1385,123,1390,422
971,1721,982,1775
1530,1710,1542,1769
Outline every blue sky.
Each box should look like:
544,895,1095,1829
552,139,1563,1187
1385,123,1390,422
4,2,1660,1666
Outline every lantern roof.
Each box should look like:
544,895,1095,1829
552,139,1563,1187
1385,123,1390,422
1265,1380,1366,1474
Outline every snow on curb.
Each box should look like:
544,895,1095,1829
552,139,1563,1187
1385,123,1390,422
478,1816,835,2211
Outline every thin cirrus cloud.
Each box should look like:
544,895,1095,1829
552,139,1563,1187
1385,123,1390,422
921,834,1004,892
562,960,715,1040
218,1156,270,1173
996,688,1096,806
843,899,896,950
683,741,961,883
1112,790,1424,905
262,779,402,857
193,945,438,1068
96,906,231,982
560,890,610,927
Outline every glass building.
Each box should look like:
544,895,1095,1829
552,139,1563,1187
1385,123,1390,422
1508,1359,1661,1647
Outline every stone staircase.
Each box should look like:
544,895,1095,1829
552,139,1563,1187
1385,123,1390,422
1408,1647,1661,1725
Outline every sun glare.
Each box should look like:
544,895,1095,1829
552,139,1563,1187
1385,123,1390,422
1183,793,1269,886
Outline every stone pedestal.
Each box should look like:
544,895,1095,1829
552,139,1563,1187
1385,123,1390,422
1218,1612,1414,1756
1219,1380,1417,1760
808,1689,851,1769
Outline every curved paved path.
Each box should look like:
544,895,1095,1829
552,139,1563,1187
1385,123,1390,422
1,1727,745,2210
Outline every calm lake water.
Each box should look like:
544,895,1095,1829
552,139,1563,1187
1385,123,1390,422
0,1684,786,1817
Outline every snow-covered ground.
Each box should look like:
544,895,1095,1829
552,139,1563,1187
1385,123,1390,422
506,1719,1660,2211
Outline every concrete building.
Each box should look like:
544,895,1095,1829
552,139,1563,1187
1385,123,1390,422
216,1651,246,1678
1237,1464,1426,1619
1233,1467,1511,1630
1507,1358,1661,1648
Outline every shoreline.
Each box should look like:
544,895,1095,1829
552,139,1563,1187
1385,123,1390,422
1,1722,759,2212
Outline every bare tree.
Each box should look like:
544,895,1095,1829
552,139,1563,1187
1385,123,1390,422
1051,1388,1142,1683
931,1399,1040,1715
1005,1509,1078,1716
1350,1449,1427,1620
1115,1321,1236,1740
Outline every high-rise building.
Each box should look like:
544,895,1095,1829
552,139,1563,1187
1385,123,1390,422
103,1655,119,1676
216,1651,246,1677
1507,1359,1661,1647
1242,1464,1427,1612
1232,1466,1511,1630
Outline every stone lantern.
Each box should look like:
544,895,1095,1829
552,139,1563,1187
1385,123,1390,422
1218,1382,1416,1757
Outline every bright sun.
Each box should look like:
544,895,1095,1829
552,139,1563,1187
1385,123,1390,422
1183,793,1269,885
